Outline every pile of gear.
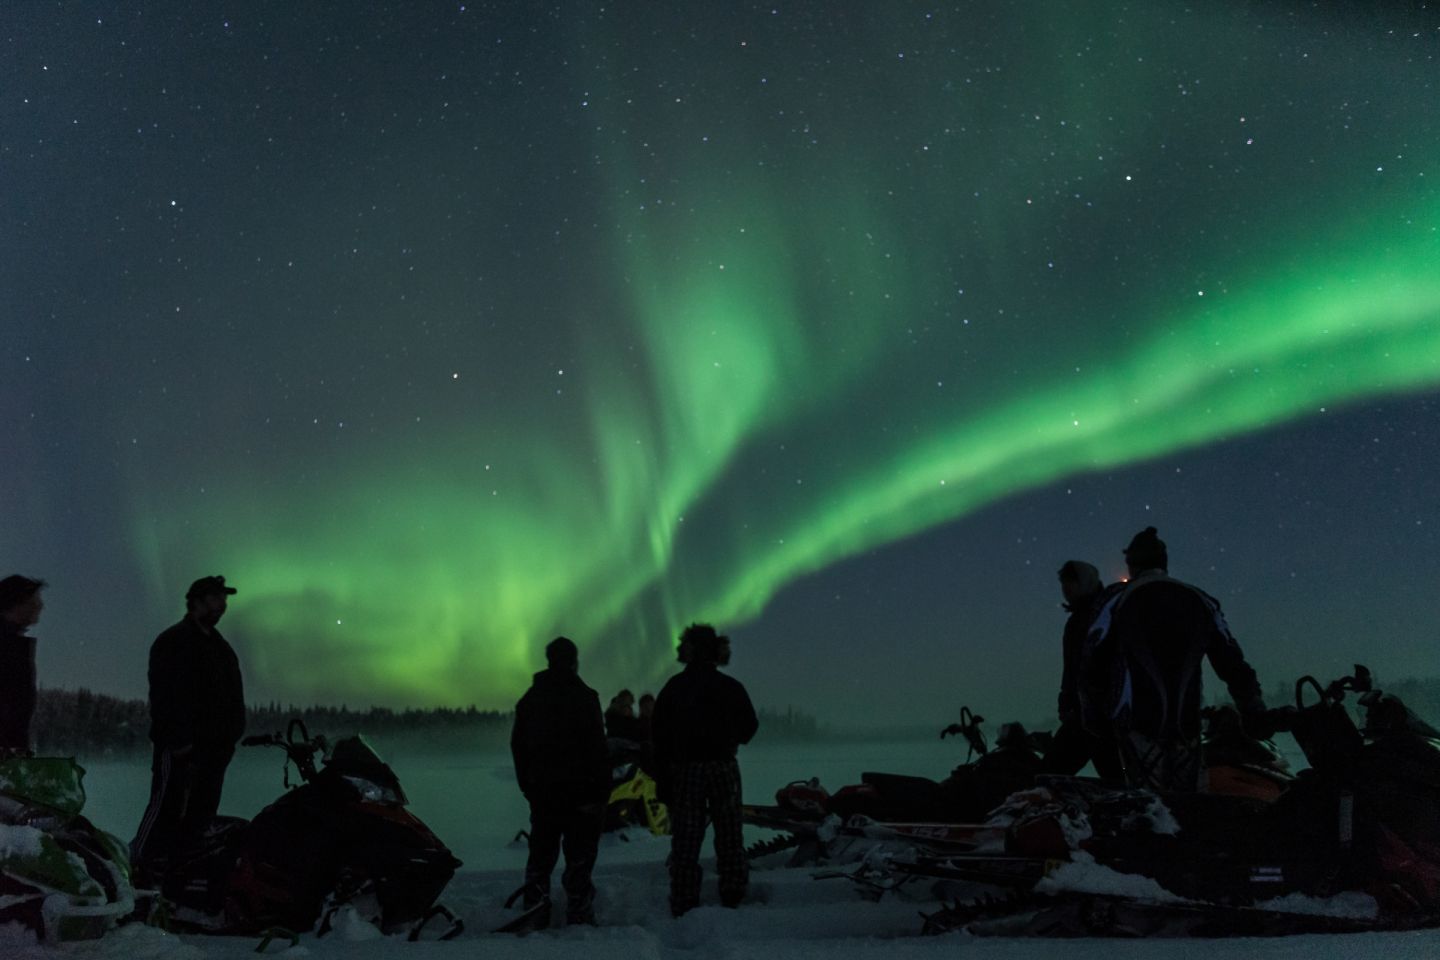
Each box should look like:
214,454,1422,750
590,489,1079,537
745,666,1440,937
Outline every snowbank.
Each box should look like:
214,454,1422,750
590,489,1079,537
0,837,1430,960
0,824,46,860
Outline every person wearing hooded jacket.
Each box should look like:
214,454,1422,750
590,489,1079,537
131,575,246,879
652,623,758,917
0,575,45,755
1042,561,1124,781
1082,527,1267,792
510,636,610,926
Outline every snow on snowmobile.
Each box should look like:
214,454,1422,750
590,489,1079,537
744,704,1292,865
143,720,462,940
899,665,1440,937
0,754,135,941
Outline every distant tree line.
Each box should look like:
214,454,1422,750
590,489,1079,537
756,705,823,741
32,688,824,757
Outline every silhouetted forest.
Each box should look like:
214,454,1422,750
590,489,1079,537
31,688,824,757
39,675,1437,759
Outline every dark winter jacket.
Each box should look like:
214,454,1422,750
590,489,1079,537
1058,584,1119,723
510,667,610,805
652,662,759,768
0,622,37,753
147,617,246,752
1082,571,1264,741
605,710,645,743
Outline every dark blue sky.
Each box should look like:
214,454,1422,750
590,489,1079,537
3,2,1438,723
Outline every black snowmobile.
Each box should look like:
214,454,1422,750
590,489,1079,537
744,705,1292,864
743,709,1050,862
903,666,1440,937
144,721,462,940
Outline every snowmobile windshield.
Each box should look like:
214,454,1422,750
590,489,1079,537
340,774,405,805
325,735,407,805
0,757,87,816
327,735,386,769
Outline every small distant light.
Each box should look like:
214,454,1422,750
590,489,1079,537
336,619,343,625
451,372,459,379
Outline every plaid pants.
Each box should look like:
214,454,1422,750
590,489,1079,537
668,757,747,914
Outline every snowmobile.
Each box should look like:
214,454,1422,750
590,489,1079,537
144,720,462,940
603,737,669,836
899,665,1440,937
744,708,1048,862
0,754,136,941
743,705,1293,864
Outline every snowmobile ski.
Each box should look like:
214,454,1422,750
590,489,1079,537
493,887,552,934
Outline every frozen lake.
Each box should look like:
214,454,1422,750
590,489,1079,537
78,734,975,867
28,735,1433,960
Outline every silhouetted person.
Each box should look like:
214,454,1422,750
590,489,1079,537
1043,561,1124,781
0,575,45,755
131,575,246,880
652,623,758,916
510,636,610,926
1083,528,1266,791
605,688,644,742
636,692,655,744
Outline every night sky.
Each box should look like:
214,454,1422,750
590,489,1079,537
4,3,1438,727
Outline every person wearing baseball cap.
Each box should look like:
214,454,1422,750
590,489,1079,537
131,575,246,883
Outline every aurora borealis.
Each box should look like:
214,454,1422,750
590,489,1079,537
4,3,1439,722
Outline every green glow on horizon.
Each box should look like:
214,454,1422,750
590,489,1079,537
130,3,1440,708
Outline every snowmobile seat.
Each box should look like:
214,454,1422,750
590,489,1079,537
852,773,947,821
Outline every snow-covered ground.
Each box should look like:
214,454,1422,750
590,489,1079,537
8,738,1436,958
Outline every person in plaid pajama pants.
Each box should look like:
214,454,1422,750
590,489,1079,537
653,624,759,917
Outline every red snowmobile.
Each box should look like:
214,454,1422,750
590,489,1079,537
145,720,463,940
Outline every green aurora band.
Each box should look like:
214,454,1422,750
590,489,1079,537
130,3,1440,707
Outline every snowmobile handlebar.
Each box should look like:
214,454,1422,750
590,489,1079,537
1295,664,1373,710
940,706,989,760
240,731,326,756
240,723,329,785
